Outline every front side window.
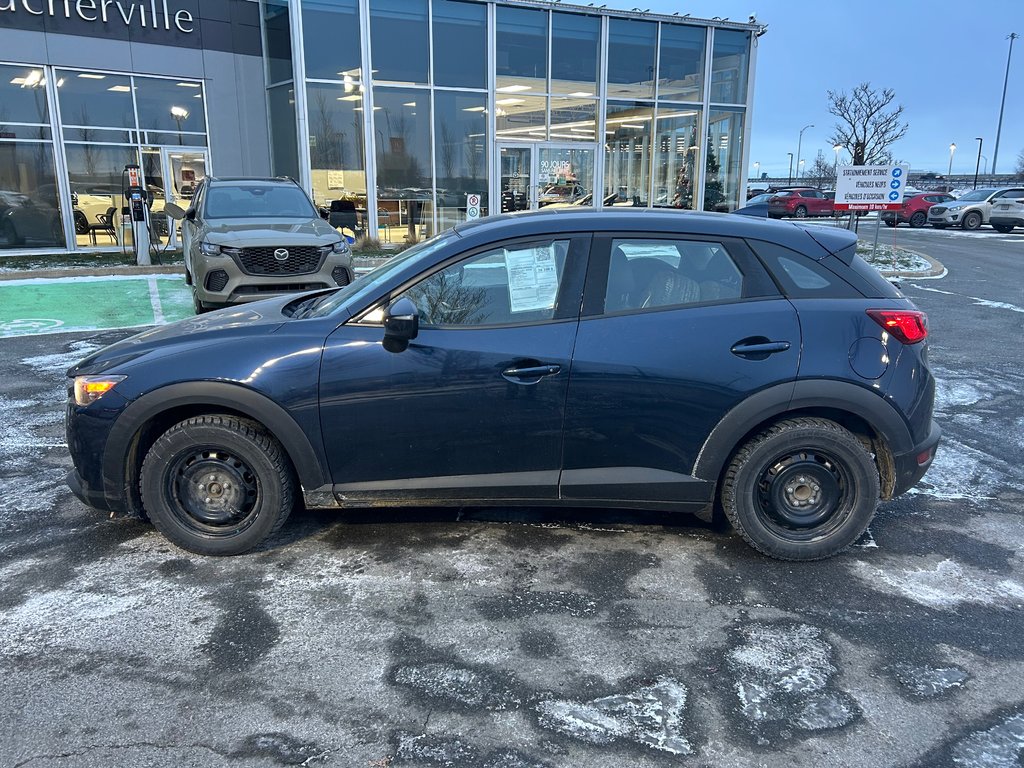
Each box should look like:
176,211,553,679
204,184,315,219
400,240,570,327
604,239,744,313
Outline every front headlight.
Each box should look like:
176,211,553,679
946,205,962,212
324,239,351,255
73,375,126,406
200,241,224,256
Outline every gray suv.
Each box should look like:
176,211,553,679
173,177,354,313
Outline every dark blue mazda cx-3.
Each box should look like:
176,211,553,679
66,210,939,560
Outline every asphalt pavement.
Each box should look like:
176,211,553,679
0,228,1022,768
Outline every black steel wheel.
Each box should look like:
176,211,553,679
962,211,983,230
721,417,880,561
909,211,927,228
140,415,295,555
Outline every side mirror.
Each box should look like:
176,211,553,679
184,207,197,222
382,296,419,353
163,202,186,220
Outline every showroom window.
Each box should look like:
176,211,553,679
268,84,300,180
370,0,429,85
550,12,600,97
374,87,434,241
306,81,368,226
710,29,750,104
605,101,655,206
0,64,64,250
302,0,362,82
607,19,657,100
658,24,706,102
653,107,702,210
433,0,486,89
263,0,294,85
433,90,488,229
707,108,745,212
496,6,548,94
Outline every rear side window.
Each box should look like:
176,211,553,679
748,240,860,299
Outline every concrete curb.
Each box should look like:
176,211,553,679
0,264,185,281
874,246,946,279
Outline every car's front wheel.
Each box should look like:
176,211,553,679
721,418,880,561
139,415,295,555
961,211,983,230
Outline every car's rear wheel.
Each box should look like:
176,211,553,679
962,211,983,230
993,224,1015,234
140,415,295,555
794,205,808,219
720,417,880,561
884,218,897,227
909,211,927,228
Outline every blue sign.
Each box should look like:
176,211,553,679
889,191,900,201
892,167,903,178
890,179,901,189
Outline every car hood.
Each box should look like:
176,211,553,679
67,295,302,376
203,217,339,246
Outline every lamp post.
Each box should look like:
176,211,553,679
974,137,984,189
947,142,956,178
981,155,989,175
795,123,813,181
992,32,1018,175
753,161,760,179
799,158,805,180
787,152,794,186
833,143,842,183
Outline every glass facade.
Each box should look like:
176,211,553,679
1,61,209,252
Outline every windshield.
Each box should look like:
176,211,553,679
955,189,995,202
304,230,460,319
204,183,317,219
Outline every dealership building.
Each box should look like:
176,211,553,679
0,0,761,254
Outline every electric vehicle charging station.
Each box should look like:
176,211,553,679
123,164,152,266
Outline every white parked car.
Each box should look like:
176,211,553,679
928,186,1024,230
989,194,1024,234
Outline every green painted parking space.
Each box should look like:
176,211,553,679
0,275,193,337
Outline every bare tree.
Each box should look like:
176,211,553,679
827,82,908,165
808,150,836,187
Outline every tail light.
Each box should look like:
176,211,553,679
867,309,928,344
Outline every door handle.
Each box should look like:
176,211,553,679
502,363,561,383
731,340,791,359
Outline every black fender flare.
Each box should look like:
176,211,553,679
101,381,328,503
691,379,914,483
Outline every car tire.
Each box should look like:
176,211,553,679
720,417,880,561
794,205,808,219
0,219,22,246
909,211,927,228
884,218,897,227
74,211,89,235
184,268,193,286
993,224,1014,234
139,415,295,556
961,211,983,230
931,223,947,229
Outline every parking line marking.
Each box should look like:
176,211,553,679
147,278,166,325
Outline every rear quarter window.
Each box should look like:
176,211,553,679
747,240,861,299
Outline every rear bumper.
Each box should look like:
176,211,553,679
989,216,1023,227
890,419,941,497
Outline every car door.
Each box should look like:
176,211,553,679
317,235,589,503
560,234,800,503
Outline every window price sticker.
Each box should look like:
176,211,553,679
505,245,559,313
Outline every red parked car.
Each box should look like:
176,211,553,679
882,192,955,228
767,188,834,219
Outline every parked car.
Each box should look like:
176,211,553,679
167,177,354,314
66,209,939,562
988,195,1024,233
731,192,774,217
928,187,1024,230
538,182,585,207
767,188,834,219
882,192,955,228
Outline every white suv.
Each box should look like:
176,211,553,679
928,186,1024,230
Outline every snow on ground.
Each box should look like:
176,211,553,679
853,559,1024,610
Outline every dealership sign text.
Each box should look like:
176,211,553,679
0,0,194,33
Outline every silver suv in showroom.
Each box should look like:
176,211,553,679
170,177,354,313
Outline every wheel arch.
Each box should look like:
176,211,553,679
102,382,328,516
692,379,913,500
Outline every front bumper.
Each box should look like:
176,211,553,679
891,420,941,498
67,467,117,513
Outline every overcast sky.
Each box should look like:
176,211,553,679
640,0,1024,176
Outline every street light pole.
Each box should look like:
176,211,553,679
948,142,957,178
833,144,842,183
753,161,760,180
787,152,794,186
974,137,983,189
795,124,813,180
991,32,1018,175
